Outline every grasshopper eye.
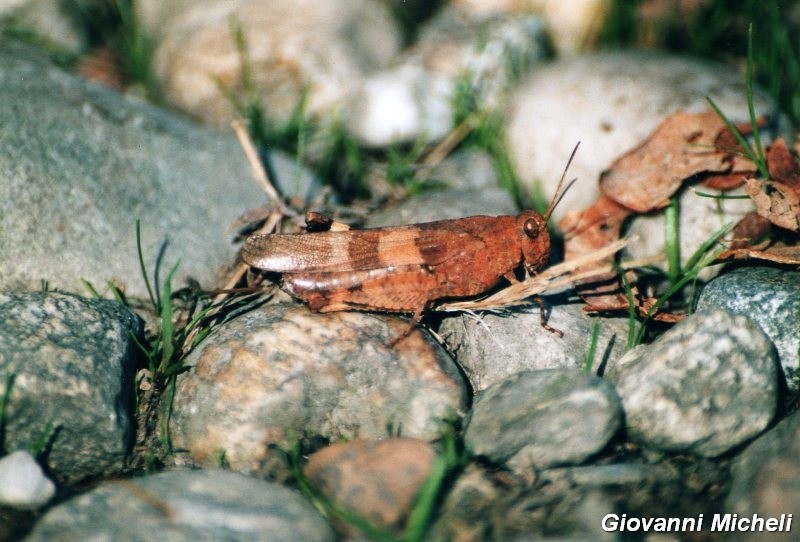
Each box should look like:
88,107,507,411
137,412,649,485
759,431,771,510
523,217,543,239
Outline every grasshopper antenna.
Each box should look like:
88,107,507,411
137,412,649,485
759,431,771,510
544,142,580,223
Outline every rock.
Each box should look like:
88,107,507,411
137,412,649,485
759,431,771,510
429,464,618,541
347,8,546,146
506,51,780,221
0,451,55,509
422,148,500,191
452,0,612,55
365,148,518,227
623,185,754,281
170,304,467,473
439,303,631,392
697,266,800,387
0,292,141,484
464,369,623,473
346,65,454,149
0,0,85,50
25,469,335,541
304,438,437,531
137,0,401,128
607,309,779,457
366,188,517,228
726,410,800,542
0,39,314,299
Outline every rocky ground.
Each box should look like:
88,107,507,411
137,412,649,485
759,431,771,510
1,2,799,541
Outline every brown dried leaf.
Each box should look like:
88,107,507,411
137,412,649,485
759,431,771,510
767,138,800,189
730,213,772,249
559,195,632,307
701,172,748,190
600,111,755,212
715,245,800,265
561,195,631,261
744,178,800,231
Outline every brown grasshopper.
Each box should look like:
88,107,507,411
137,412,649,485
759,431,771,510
242,147,576,342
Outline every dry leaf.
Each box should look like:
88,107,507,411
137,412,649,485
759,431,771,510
744,178,800,231
715,245,800,265
561,195,631,261
730,212,772,249
767,138,800,188
600,111,756,212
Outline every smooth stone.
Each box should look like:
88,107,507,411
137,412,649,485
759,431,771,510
506,51,780,221
365,187,518,228
439,303,631,392
608,309,779,457
429,464,618,541
25,469,336,541
170,304,467,473
726,410,800,542
304,438,436,531
697,266,800,387
0,450,56,509
464,369,623,473
0,39,313,299
0,292,141,483
365,148,518,227
137,0,401,128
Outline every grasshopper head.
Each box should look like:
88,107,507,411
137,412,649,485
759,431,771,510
518,210,550,274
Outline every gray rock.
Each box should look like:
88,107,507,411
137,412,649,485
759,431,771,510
366,187,517,228
464,369,622,473
429,464,618,541
366,148,518,227
0,39,314,299
506,51,781,221
170,304,467,473
0,292,141,483
697,266,800,386
726,410,800,542
608,309,778,457
423,148,501,192
0,450,55,509
439,303,631,391
25,469,335,542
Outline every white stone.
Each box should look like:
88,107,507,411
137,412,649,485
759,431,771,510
346,65,453,148
0,450,56,509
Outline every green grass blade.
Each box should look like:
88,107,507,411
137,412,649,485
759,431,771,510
81,278,102,298
0,373,16,453
583,320,601,373
612,262,639,349
664,196,681,283
682,222,733,276
136,219,158,312
692,190,750,200
27,419,56,458
157,262,180,374
745,24,767,177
